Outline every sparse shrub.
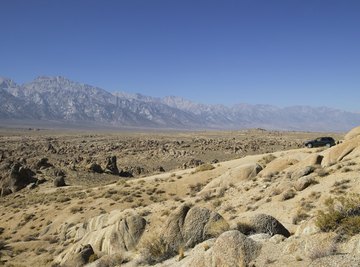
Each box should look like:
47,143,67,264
188,182,205,195
316,194,360,236
195,164,215,172
292,209,310,225
70,206,83,214
139,234,173,265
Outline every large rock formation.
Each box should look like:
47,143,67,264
162,205,229,252
56,211,146,265
201,163,262,193
0,162,37,196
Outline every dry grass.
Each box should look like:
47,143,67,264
316,194,360,236
139,234,173,265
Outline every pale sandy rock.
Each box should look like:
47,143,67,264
344,125,360,140
211,230,261,267
56,211,146,265
259,157,298,177
286,154,323,174
322,136,360,167
339,234,360,254
201,163,262,192
294,218,321,236
294,175,316,191
291,166,315,180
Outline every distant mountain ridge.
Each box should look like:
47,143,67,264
1,76,359,132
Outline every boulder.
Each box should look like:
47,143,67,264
56,212,146,265
183,206,229,248
249,214,290,237
162,205,229,252
259,157,298,177
54,176,66,187
291,166,315,180
344,126,360,140
66,244,95,267
202,163,262,192
162,204,190,252
36,158,53,169
286,154,323,174
294,175,316,191
211,230,261,267
322,136,360,167
0,163,37,196
104,156,119,175
87,163,103,174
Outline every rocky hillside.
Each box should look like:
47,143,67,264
1,76,360,131
0,127,360,266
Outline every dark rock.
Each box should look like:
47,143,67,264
154,166,165,172
54,176,66,187
249,214,290,237
36,158,53,169
36,178,47,185
104,156,119,175
87,163,103,173
0,163,37,196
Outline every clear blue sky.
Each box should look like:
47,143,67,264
1,0,360,111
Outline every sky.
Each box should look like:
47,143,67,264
1,0,360,111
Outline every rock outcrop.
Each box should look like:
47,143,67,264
249,214,291,237
56,211,146,265
0,163,37,196
202,163,262,193
104,156,119,175
162,205,229,252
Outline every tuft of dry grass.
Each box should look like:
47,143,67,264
316,194,360,236
139,234,173,265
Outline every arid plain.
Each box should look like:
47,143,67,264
1,127,360,267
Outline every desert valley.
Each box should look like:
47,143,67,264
0,126,359,266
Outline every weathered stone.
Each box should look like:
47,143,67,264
249,214,290,237
104,156,119,175
54,176,66,187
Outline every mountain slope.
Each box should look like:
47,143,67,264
1,75,360,131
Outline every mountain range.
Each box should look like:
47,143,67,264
0,76,359,132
